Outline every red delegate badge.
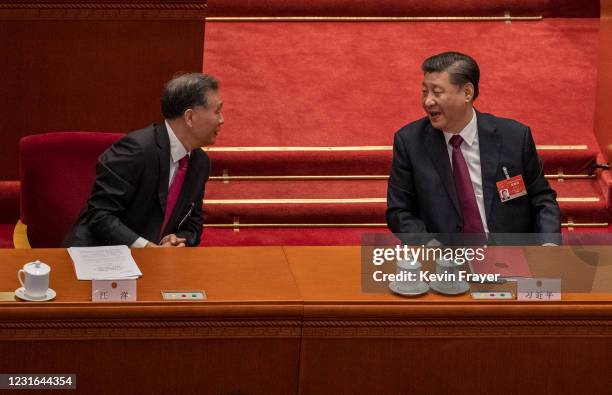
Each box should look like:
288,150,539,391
496,174,527,202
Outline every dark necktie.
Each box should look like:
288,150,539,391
160,155,189,237
449,135,484,233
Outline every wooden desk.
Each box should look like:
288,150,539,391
0,248,302,395
1,247,612,394
284,246,612,395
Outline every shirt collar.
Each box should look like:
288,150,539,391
443,109,478,147
165,120,189,163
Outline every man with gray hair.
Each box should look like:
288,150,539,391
63,73,224,247
386,52,560,236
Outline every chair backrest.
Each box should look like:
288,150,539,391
20,132,124,247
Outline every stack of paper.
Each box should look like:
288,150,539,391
68,245,142,280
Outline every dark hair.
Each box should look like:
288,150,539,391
421,52,480,100
161,73,219,119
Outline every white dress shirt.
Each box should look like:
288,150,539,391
131,120,189,248
165,120,189,187
442,109,489,233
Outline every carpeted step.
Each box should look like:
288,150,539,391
538,147,597,175
205,179,387,199
203,178,607,225
206,0,599,18
207,147,392,176
551,179,609,223
204,198,387,225
201,227,389,246
204,180,386,224
200,225,609,247
206,146,597,177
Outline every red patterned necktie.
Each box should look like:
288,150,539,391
159,155,189,237
449,135,484,233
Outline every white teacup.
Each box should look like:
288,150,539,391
435,258,460,289
397,259,422,291
18,260,50,299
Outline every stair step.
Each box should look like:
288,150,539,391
203,179,607,224
200,225,609,247
206,146,597,176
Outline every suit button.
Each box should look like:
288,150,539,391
456,225,463,232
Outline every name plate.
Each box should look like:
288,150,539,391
92,279,137,302
517,278,561,301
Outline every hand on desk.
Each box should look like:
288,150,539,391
144,234,186,248
159,234,187,247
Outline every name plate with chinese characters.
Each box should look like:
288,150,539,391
91,279,137,302
517,278,561,301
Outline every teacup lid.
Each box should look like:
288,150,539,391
397,259,421,269
436,257,460,267
24,260,50,275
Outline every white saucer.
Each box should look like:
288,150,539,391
429,281,470,295
389,281,429,296
14,287,56,302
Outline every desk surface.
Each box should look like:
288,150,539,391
1,246,612,307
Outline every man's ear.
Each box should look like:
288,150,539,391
183,108,194,127
464,83,475,102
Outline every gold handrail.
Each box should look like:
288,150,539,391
203,197,600,204
208,174,595,181
203,222,608,228
203,144,588,152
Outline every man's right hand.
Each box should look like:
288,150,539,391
145,235,187,248
159,234,187,247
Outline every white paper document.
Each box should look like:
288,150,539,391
68,245,142,280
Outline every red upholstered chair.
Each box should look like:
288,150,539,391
19,132,124,247
0,181,20,248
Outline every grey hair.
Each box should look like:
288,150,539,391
161,73,219,119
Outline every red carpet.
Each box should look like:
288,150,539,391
203,178,608,225
201,225,612,247
200,18,607,245
204,19,598,148
207,147,598,176
201,227,389,246
3,17,606,248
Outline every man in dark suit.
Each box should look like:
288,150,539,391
63,73,224,247
386,52,560,238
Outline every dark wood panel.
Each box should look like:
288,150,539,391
0,2,206,179
0,338,300,395
298,337,612,395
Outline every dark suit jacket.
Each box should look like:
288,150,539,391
386,111,561,237
62,122,210,247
